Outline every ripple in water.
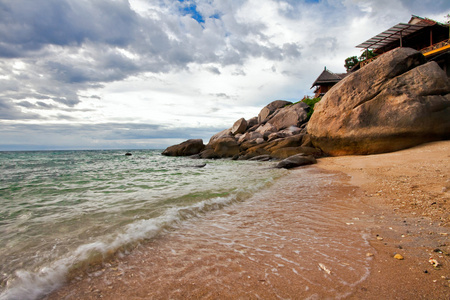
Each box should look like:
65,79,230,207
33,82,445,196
0,150,286,300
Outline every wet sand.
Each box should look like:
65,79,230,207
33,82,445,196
318,140,450,299
46,141,450,299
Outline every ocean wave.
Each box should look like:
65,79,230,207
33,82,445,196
0,173,278,300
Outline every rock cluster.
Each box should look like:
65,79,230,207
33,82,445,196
307,47,450,156
162,100,320,168
163,47,450,164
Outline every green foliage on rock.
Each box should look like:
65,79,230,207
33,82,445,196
344,50,377,71
359,49,376,61
344,56,359,71
301,97,321,120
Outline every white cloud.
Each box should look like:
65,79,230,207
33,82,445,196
0,0,449,150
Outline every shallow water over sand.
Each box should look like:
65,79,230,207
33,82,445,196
0,150,285,300
47,167,375,299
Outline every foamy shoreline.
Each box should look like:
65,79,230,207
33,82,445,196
45,141,450,299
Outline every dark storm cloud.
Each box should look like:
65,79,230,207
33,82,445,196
0,59,84,110
0,0,307,121
0,0,138,57
0,98,41,120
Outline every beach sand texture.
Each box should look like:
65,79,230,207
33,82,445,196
46,141,450,299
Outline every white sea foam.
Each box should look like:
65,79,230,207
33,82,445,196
0,188,268,300
0,150,286,299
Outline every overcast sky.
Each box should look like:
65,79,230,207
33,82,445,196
1,0,449,150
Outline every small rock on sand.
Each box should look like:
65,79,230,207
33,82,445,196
394,254,404,260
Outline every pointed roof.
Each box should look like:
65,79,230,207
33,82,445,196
311,68,345,88
408,15,443,26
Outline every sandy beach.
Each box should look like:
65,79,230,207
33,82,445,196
46,141,450,299
318,140,450,299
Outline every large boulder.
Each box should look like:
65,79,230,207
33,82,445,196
231,118,248,135
205,137,240,158
264,134,305,152
258,100,292,123
307,47,450,156
209,128,233,142
199,149,220,159
267,102,309,131
255,122,277,137
247,116,259,128
238,147,270,160
236,133,318,160
238,131,264,144
267,126,303,141
162,139,205,156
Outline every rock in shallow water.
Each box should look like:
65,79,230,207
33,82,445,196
275,154,317,169
162,139,205,156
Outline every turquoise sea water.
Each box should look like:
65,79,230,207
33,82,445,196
0,150,286,300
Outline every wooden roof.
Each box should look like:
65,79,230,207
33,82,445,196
356,23,428,50
311,68,346,88
356,15,448,50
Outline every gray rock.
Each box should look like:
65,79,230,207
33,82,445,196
258,100,292,123
255,138,265,144
249,155,272,161
238,131,263,144
255,123,277,136
247,116,259,128
267,126,303,142
267,132,288,142
271,146,322,159
267,102,309,131
275,154,317,169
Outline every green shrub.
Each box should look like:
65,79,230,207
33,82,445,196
301,97,321,120
344,56,359,71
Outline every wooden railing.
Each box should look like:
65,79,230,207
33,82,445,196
420,38,450,56
360,55,379,68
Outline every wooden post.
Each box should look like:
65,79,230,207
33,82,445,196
400,30,403,47
430,28,433,46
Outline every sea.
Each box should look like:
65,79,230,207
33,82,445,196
0,150,287,300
